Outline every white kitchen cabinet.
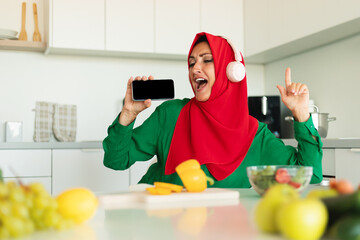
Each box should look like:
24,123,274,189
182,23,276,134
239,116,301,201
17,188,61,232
0,150,51,177
322,149,335,177
105,0,154,53
46,0,246,58
335,148,360,187
244,0,360,62
200,0,244,52
155,0,245,55
50,0,105,50
0,150,52,193
155,0,200,55
52,149,129,196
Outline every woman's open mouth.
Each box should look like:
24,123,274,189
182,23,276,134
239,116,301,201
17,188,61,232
195,78,208,91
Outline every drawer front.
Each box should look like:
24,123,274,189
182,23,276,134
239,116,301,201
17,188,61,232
0,150,52,177
335,149,360,187
322,149,335,176
52,149,129,196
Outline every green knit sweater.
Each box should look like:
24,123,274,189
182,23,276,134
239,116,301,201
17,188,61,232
103,98,323,188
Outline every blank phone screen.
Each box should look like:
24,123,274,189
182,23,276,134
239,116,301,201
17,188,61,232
132,79,175,101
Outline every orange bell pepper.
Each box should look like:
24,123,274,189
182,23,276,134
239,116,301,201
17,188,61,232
175,159,214,192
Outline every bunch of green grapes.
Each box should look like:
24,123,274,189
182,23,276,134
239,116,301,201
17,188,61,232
0,181,74,238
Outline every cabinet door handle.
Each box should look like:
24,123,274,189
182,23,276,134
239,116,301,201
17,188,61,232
350,148,360,153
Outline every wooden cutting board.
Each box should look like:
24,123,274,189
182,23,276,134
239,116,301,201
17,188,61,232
99,188,240,210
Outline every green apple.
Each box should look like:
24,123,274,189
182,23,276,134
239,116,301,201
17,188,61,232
276,198,328,240
254,184,299,233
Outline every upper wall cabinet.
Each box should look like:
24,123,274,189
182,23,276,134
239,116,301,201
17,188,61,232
201,0,244,53
155,0,200,55
155,0,244,56
244,0,360,63
105,0,154,52
46,0,245,58
50,0,105,50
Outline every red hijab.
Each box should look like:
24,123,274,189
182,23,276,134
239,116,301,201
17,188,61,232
165,32,258,181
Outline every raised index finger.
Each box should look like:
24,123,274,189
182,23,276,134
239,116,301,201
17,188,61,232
285,67,292,87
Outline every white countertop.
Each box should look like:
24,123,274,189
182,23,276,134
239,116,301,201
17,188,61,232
19,186,331,240
1,138,360,150
282,138,360,148
0,141,102,149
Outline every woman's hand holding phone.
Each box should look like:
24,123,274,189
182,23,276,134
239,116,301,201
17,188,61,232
119,76,153,126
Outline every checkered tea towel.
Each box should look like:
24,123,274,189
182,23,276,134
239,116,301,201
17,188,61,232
53,104,77,142
33,101,53,142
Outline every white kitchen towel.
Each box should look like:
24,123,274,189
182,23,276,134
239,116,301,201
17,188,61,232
33,101,53,142
53,104,77,142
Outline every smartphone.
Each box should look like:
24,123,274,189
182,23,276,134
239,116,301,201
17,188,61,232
132,79,175,101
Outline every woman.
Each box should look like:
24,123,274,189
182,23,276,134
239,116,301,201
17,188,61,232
103,32,322,187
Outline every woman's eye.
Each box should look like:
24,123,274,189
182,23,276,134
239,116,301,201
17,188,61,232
204,59,213,63
189,62,195,68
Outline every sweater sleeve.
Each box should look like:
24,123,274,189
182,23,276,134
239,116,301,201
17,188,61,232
259,114,323,184
102,108,161,171
293,114,323,183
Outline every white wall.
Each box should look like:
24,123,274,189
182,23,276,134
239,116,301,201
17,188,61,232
0,51,192,142
264,33,360,138
246,64,265,96
0,0,266,142
0,50,264,142
244,0,360,56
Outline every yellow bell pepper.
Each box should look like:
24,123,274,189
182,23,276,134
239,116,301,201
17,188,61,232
146,187,172,195
154,182,184,193
146,182,184,195
175,159,214,192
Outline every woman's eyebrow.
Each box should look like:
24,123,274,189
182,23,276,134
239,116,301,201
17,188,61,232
189,53,212,59
200,53,212,57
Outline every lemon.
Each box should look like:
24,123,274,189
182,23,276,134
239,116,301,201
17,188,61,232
276,198,328,240
57,188,98,224
254,184,299,233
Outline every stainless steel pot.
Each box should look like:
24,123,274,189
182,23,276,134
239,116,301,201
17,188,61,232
311,112,336,138
285,105,336,138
